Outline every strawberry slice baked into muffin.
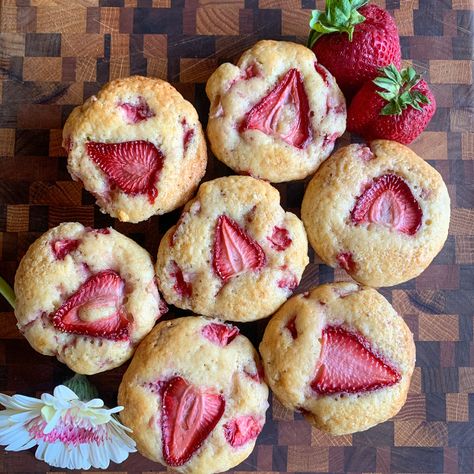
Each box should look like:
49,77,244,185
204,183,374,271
206,40,346,182
155,176,309,322
63,76,207,223
14,223,165,374
301,140,450,287
118,316,269,473
260,282,415,435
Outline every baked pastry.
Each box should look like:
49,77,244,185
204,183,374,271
206,40,346,182
260,282,415,435
118,316,269,473
63,76,207,223
155,175,309,322
301,140,450,287
14,222,165,374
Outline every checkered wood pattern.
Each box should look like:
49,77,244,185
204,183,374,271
0,0,473,472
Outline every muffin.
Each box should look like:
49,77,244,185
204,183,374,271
206,40,346,182
301,140,450,287
118,316,269,473
63,76,207,223
14,222,165,374
260,282,416,435
155,176,309,322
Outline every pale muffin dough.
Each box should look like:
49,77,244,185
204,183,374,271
260,282,416,435
206,40,346,182
155,176,309,322
14,222,164,374
63,76,207,223
118,316,269,474
301,140,450,287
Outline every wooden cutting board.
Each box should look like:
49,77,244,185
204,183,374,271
0,0,472,472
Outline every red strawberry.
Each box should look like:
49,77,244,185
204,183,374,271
286,315,298,339
159,298,168,316
50,270,129,340
240,68,312,149
244,361,264,383
181,118,194,152
267,226,292,251
351,174,422,235
336,252,356,273
311,325,401,394
169,261,192,298
145,379,168,397
212,215,266,282
242,63,260,80
277,274,298,292
119,97,155,124
161,376,225,466
87,140,164,204
202,322,239,346
51,239,80,260
348,65,436,144
308,2,401,96
223,416,262,448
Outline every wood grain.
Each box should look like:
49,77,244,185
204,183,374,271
0,0,472,472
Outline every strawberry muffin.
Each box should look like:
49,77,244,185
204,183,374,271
118,316,269,473
155,176,309,322
206,40,346,182
14,222,165,374
63,76,207,223
260,282,415,435
301,140,450,287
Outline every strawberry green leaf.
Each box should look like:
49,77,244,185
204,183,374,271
375,64,431,116
307,0,369,47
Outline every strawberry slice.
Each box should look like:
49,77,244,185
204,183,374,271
278,273,298,292
240,68,312,149
351,174,422,235
119,97,155,124
267,226,292,251
161,376,225,466
51,239,80,260
223,416,262,448
202,322,239,346
87,140,164,204
311,326,401,395
181,118,194,152
244,361,264,383
170,261,192,298
336,252,356,273
50,270,129,341
212,215,266,282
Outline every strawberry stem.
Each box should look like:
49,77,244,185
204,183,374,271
374,64,430,116
0,276,15,310
307,0,368,48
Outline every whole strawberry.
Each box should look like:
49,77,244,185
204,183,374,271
308,1,401,97
347,64,436,144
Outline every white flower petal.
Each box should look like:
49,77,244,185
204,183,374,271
0,393,42,410
34,440,47,462
53,385,78,401
42,408,62,434
7,410,38,424
85,398,105,408
43,440,62,468
3,428,34,451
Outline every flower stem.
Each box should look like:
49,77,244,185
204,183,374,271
0,276,15,310
63,374,99,401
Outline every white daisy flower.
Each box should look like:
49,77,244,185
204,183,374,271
0,382,136,470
